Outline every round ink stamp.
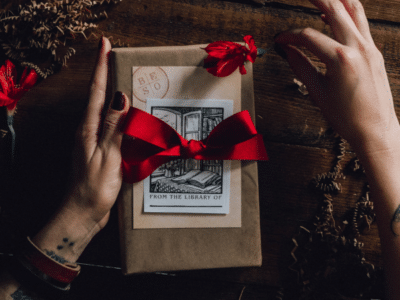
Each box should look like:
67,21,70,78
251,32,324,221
132,67,169,102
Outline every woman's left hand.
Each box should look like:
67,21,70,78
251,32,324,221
66,37,129,228
32,37,129,262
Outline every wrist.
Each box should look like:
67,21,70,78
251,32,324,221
350,121,400,158
65,184,112,228
32,201,103,263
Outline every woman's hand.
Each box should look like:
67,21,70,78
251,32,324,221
65,37,129,228
274,0,399,153
31,37,129,262
276,2,400,298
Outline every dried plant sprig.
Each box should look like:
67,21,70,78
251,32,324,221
312,137,347,192
352,186,375,237
293,78,309,96
0,0,122,78
290,136,379,298
20,61,55,79
86,30,131,47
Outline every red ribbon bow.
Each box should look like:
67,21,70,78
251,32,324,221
121,107,268,183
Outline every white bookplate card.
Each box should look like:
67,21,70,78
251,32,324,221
143,98,233,214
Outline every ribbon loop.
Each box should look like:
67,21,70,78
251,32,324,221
121,107,268,183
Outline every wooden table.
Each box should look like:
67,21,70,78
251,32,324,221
1,0,400,299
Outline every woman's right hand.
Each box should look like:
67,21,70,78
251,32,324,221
274,0,399,154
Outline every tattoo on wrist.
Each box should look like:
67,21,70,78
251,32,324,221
11,286,44,300
390,204,400,237
64,237,74,247
44,237,75,263
44,249,69,264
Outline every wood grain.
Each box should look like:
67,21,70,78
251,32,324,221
265,0,400,24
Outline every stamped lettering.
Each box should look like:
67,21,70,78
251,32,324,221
132,67,169,102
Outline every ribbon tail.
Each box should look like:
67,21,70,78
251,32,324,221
220,134,268,160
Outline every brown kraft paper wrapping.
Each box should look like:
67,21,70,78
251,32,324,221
112,45,262,274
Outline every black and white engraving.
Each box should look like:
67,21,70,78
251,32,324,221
150,106,224,195
143,99,233,214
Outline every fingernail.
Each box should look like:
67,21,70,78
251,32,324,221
112,91,125,111
274,43,287,59
98,36,104,50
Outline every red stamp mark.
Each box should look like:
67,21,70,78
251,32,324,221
132,67,169,102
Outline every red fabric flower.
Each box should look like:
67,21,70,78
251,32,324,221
203,35,257,77
0,60,38,110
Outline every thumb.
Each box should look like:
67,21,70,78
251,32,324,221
275,43,325,99
100,91,129,149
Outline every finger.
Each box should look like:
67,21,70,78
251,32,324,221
99,91,129,150
276,44,325,99
274,28,342,67
338,0,374,44
79,37,112,156
81,37,112,133
308,0,364,45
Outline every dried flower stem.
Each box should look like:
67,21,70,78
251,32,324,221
0,0,122,78
5,109,15,163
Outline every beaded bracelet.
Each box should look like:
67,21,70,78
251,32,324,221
4,237,81,299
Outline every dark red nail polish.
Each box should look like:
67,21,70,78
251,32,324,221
112,91,125,111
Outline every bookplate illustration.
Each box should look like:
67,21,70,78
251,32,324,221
144,98,233,214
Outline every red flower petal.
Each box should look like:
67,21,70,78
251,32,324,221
5,60,17,83
0,72,9,95
239,64,247,75
204,41,246,59
4,60,17,97
0,91,15,106
214,55,244,77
0,60,37,108
203,36,257,77
204,41,238,52
20,68,38,90
243,35,257,63
6,100,18,110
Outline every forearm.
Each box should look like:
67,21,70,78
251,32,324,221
355,126,400,299
0,271,20,300
0,198,104,299
0,270,42,300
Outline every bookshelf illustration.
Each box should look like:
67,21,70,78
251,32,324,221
150,106,224,194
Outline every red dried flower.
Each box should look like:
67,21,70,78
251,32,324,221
0,60,37,111
203,35,257,77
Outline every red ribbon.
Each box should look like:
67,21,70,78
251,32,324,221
121,107,268,183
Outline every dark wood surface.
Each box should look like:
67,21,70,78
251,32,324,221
1,0,399,299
